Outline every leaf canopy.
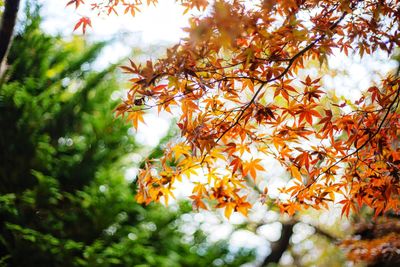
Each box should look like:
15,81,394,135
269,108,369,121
68,0,400,220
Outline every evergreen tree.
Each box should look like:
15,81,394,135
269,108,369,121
0,7,254,267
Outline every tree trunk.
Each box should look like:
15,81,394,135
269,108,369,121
0,0,21,73
261,222,294,266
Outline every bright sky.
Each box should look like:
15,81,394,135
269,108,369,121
38,0,191,72
40,0,189,43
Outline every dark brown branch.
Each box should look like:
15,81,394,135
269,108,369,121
0,0,21,74
257,219,338,266
261,222,294,266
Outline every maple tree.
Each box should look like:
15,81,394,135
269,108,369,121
68,0,400,222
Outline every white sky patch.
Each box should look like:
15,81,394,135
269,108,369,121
124,167,139,183
324,49,398,100
38,0,190,68
257,222,283,242
40,0,189,43
133,112,170,146
230,230,270,264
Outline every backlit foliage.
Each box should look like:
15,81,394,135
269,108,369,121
69,1,400,221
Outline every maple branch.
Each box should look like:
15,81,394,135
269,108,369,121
197,11,349,165
213,11,348,146
0,0,21,74
196,59,247,72
301,84,400,193
131,85,208,111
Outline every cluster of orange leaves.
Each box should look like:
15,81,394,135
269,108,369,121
69,0,400,220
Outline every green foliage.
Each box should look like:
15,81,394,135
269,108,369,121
0,6,254,267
